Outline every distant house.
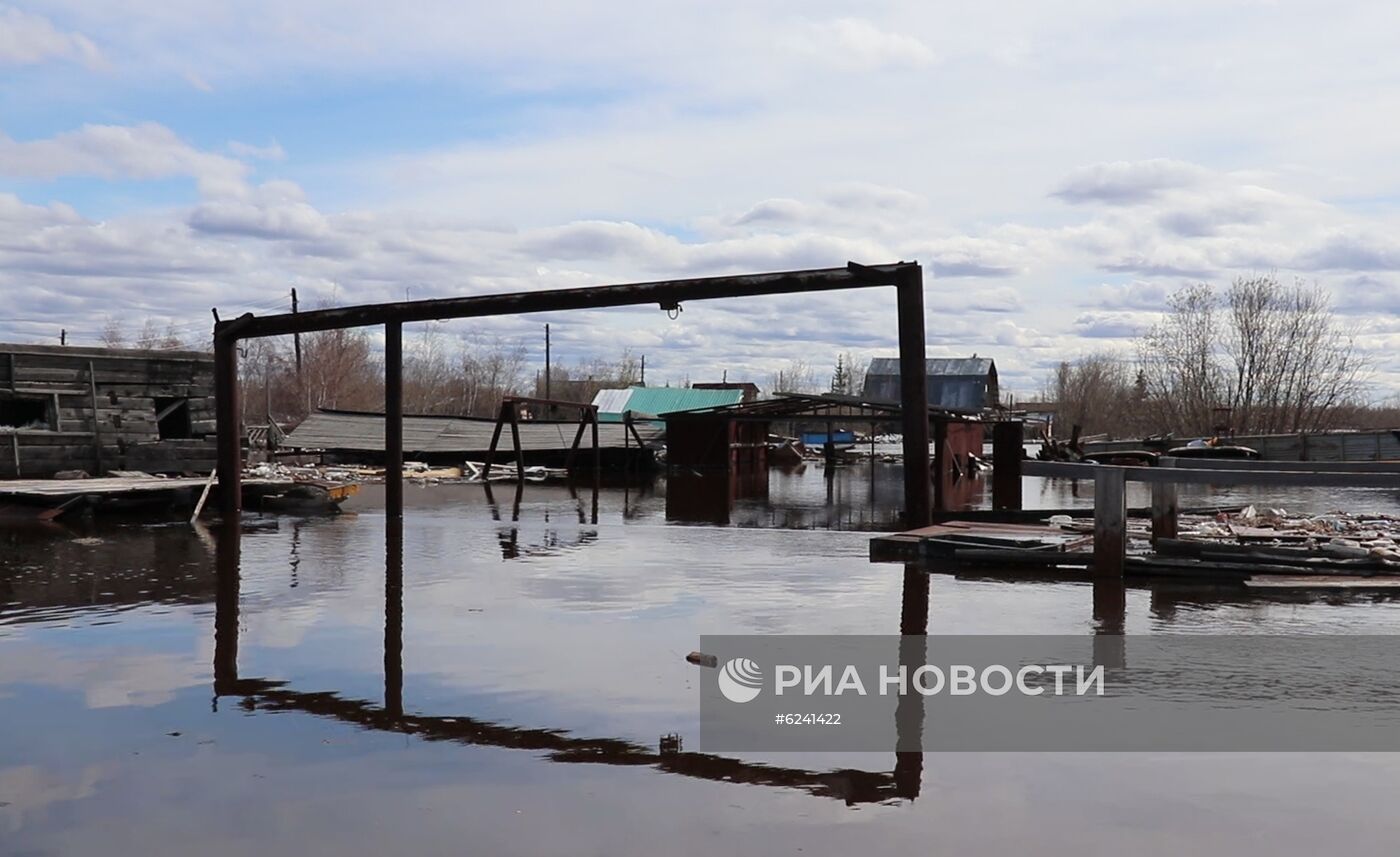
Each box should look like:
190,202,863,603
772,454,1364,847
861,357,999,411
590,386,744,422
0,343,217,478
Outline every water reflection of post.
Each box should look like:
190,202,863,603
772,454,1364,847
894,563,929,800
213,515,241,700
1091,577,1127,670
483,482,501,522
385,517,404,718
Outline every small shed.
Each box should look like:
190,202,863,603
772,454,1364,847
0,343,216,478
862,357,998,411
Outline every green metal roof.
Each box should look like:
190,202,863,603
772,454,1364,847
595,386,744,422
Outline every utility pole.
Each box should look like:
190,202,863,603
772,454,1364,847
544,324,551,402
291,288,305,412
640,355,646,387
60,329,66,346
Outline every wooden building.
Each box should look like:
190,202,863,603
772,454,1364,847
0,343,216,478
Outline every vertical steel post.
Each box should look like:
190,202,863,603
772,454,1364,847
385,322,404,519
214,337,241,516
1093,467,1127,578
509,405,526,484
895,265,931,529
991,420,1024,510
931,420,949,513
213,517,241,696
385,514,403,718
590,407,601,475
894,563,929,794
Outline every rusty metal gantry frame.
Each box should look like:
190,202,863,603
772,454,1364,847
212,261,932,526
482,395,602,482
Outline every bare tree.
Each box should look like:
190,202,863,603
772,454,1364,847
1047,352,1142,437
402,323,457,414
1138,282,1223,434
458,334,528,417
770,359,819,395
100,316,125,347
135,318,187,350
300,327,382,412
1139,276,1369,435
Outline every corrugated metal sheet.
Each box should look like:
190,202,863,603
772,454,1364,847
590,389,634,414
862,357,996,409
866,357,995,378
1082,429,1400,462
284,410,663,453
592,387,744,421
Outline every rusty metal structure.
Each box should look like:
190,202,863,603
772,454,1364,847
213,262,932,526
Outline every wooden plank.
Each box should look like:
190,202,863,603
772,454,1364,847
1247,575,1400,590
87,361,103,477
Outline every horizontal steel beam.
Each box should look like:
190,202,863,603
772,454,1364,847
1159,456,1400,474
1025,459,1400,488
215,262,913,341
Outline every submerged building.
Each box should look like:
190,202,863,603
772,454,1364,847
0,343,217,478
861,357,999,412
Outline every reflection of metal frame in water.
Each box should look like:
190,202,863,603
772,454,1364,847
210,520,922,805
482,481,601,560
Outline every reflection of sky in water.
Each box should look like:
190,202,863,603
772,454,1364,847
2,468,1400,854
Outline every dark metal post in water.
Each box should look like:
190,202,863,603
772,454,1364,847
385,322,404,519
895,266,931,528
931,419,948,513
213,337,241,515
991,421,1023,510
385,516,404,717
894,564,928,797
1151,458,1178,545
213,518,241,696
1093,467,1127,578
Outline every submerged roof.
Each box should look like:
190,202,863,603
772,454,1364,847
865,357,995,378
284,409,662,453
590,386,744,417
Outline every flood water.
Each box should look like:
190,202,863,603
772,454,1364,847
5,464,1400,855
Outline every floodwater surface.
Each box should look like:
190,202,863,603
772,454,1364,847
4,466,1400,855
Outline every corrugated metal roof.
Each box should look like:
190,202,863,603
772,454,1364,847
590,388,634,414
862,357,997,410
284,410,662,453
592,386,744,419
865,357,995,378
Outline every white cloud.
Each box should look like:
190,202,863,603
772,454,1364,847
786,18,936,70
0,6,103,69
0,123,247,196
1053,159,1211,205
228,139,287,161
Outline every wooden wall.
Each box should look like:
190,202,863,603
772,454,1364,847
0,344,216,478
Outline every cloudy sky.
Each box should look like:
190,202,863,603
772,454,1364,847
3,1,1400,395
